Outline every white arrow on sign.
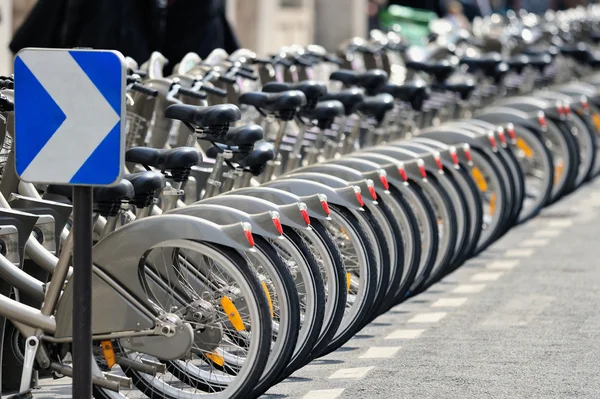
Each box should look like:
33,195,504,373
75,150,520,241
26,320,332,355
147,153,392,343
18,51,120,183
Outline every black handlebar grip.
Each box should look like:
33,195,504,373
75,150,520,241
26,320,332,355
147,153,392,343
130,83,158,97
254,57,273,65
218,75,237,84
178,87,207,99
234,69,259,81
0,80,14,90
200,84,227,97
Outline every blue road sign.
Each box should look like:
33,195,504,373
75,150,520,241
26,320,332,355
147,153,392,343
14,48,126,186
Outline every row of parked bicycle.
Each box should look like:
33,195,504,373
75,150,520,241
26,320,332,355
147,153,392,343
0,5,599,399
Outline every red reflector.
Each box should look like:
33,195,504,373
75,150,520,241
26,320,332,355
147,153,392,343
368,185,377,200
464,144,473,162
320,200,330,215
300,209,310,225
556,101,565,116
507,123,517,140
434,154,443,171
488,132,497,150
242,223,255,247
497,127,507,145
379,173,390,190
272,217,283,235
355,192,364,206
417,160,427,179
582,96,589,111
538,111,547,128
398,166,408,181
565,103,572,116
450,147,459,166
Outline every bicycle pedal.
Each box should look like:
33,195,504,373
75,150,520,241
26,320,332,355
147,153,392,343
7,390,33,399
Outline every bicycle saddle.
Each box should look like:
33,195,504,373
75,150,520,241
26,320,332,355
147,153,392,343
406,60,455,82
432,78,476,100
126,147,201,170
357,93,395,125
220,124,264,148
505,55,530,73
262,80,327,109
242,142,276,175
321,88,365,115
46,180,135,204
356,69,389,95
301,100,345,129
460,52,503,75
375,81,430,110
124,171,166,207
329,69,359,85
559,43,590,62
164,103,241,128
238,90,307,119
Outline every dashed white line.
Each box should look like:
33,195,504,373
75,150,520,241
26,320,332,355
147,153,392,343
359,346,401,359
486,260,519,270
504,248,534,258
302,388,345,399
408,312,447,323
471,272,503,282
452,284,486,294
431,297,468,308
534,229,561,238
329,366,374,380
385,329,425,340
548,220,573,228
519,239,549,248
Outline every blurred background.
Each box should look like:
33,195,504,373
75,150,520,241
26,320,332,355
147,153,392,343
0,0,593,76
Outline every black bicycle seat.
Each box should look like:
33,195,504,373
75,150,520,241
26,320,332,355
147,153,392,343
301,100,345,129
164,104,241,128
522,46,559,59
262,80,327,109
375,81,430,108
460,52,503,74
357,93,395,124
124,171,166,207
356,69,389,95
47,180,135,204
406,60,455,82
505,55,530,73
239,90,307,116
242,142,276,175
433,78,476,100
559,43,590,62
527,54,553,72
126,147,201,171
329,69,359,86
221,124,264,148
321,88,365,115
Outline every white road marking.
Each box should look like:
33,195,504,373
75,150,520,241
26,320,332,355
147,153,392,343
408,312,447,323
302,389,345,399
431,297,468,308
534,229,561,238
519,239,549,248
329,366,374,380
385,329,425,340
548,220,573,228
504,248,534,258
452,284,486,294
359,346,401,359
471,272,503,282
486,260,519,270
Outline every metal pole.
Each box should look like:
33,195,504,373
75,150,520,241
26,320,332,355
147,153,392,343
72,186,93,399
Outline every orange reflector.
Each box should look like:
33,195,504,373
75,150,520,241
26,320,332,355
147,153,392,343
516,138,533,158
592,113,600,132
261,281,274,318
346,273,351,294
490,193,497,215
554,160,564,185
101,341,116,369
205,352,225,367
471,167,488,192
221,296,246,331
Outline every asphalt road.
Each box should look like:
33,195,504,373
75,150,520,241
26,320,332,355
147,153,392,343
26,177,600,399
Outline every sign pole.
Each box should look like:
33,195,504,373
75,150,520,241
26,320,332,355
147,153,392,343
72,186,94,399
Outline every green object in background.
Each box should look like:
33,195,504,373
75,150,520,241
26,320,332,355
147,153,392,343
380,5,438,45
